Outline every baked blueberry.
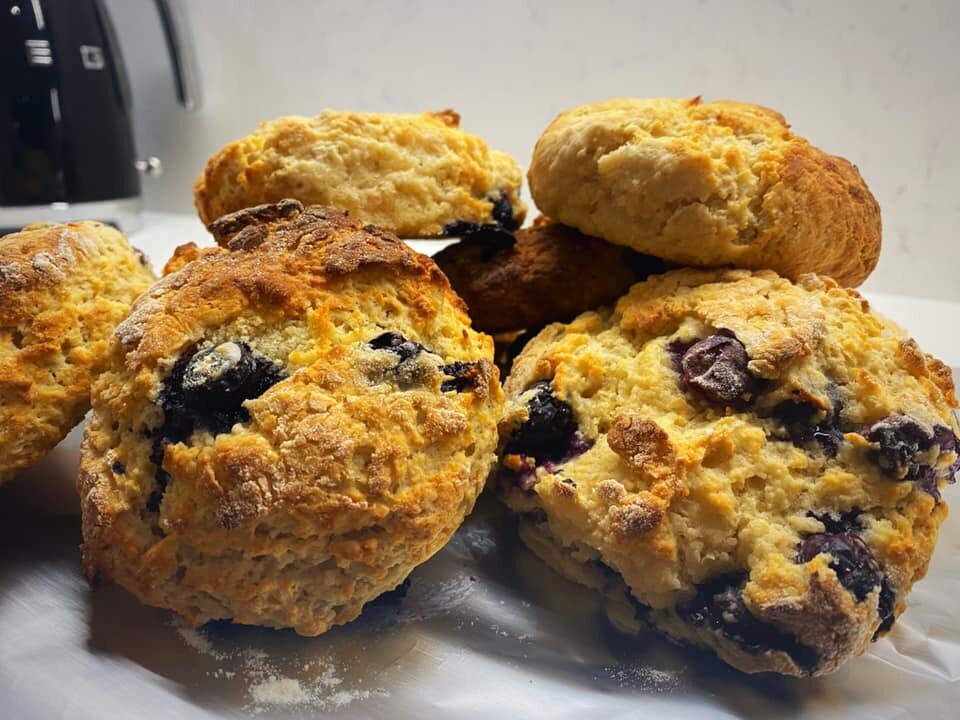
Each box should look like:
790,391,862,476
148,341,286,509
865,414,932,480
368,332,425,363
504,382,578,462
675,333,755,404
678,574,819,674
772,397,845,457
796,531,881,602
440,361,483,393
865,414,959,500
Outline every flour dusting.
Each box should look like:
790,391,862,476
169,616,387,712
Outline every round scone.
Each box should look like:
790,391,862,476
79,201,503,635
0,222,155,485
496,268,957,676
433,218,665,334
194,109,526,236
528,98,881,286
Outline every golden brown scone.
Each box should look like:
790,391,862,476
79,201,503,636
496,268,957,676
0,222,155,485
161,242,214,276
528,98,881,286
433,220,665,334
194,109,526,236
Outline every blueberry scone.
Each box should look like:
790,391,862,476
194,109,526,236
528,98,881,286
79,201,502,635
496,268,957,676
434,218,665,334
0,222,155,485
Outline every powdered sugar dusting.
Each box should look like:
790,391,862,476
168,617,387,713
250,677,308,706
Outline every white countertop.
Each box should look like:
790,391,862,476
130,211,960,369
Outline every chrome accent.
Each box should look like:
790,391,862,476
134,156,163,177
154,0,201,110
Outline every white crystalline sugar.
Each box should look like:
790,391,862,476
250,676,309,706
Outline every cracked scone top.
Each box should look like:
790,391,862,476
194,109,526,236
79,201,503,635
528,98,881,286
496,268,957,676
0,222,155,485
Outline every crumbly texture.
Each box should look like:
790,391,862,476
528,98,881,286
0,222,155,484
194,109,526,236
79,202,503,635
433,219,665,334
497,268,957,676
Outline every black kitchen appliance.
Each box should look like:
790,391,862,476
0,0,199,232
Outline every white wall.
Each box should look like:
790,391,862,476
106,0,960,301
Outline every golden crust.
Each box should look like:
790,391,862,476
433,219,665,333
528,98,881,286
0,222,155,484
194,110,526,236
497,268,956,676
79,202,503,635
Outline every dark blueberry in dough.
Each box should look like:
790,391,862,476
865,414,932,480
796,531,881,602
807,508,862,534
915,465,942,502
368,332,425,363
179,342,285,425
490,190,519,231
111,460,126,475
677,333,755,405
504,381,578,461
933,424,960,484
863,415,959,500
773,397,845,457
148,342,286,511
678,574,819,673
666,337,697,374
440,361,483,393
874,577,897,639
442,190,520,238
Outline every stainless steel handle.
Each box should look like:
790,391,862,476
154,0,201,110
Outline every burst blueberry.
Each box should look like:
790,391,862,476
148,342,286,511
796,531,881,602
678,574,818,673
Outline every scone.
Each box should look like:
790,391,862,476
434,218,665,334
496,268,957,676
528,98,881,286
0,222,155,485
79,200,503,636
194,109,526,236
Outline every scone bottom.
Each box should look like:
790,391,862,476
495,282,959,677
